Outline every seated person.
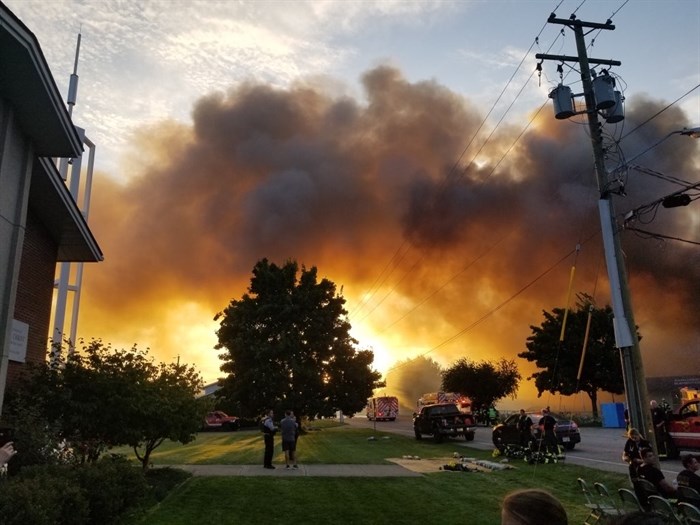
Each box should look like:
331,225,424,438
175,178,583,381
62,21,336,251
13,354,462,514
677,454,700,492
637,448,677,498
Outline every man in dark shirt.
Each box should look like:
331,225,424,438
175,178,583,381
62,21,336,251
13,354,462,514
539,408,558,454
516,409,533,447
638,448,676,497
650,400,669,457
677,454,700,491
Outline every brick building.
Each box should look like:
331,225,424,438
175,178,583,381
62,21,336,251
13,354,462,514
0,2,103,413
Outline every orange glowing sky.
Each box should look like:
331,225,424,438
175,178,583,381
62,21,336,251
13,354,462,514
8,1,698,409
75,67,699,410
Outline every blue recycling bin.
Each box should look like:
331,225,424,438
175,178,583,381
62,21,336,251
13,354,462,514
601,402,625,428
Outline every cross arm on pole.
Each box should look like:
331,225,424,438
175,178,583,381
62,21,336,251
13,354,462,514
536,53,621,67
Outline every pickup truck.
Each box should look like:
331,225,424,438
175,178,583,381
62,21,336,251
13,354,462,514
413,403,475,443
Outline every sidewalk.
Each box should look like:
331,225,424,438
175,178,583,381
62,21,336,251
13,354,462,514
168,464,422,477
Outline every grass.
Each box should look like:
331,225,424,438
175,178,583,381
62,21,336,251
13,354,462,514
122,424,630,525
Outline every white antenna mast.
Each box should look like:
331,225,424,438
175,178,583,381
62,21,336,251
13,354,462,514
52,28,99,358
66,30,80,117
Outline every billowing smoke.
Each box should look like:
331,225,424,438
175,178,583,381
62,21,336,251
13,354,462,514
80,66,700,399
383,356,443,413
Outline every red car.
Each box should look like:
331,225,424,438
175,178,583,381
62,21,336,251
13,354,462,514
202,411,240,431
667,399,700,458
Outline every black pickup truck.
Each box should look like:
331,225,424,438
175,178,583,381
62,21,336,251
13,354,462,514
413,403,476,443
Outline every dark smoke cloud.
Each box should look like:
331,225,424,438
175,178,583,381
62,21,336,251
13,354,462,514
80,66,699,397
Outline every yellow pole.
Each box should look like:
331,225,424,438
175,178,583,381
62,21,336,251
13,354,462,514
577,306,594,381
559,265,576,342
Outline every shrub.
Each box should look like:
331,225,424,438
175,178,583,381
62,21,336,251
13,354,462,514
0,458,149,525
0,466,89,525
76,455,149,524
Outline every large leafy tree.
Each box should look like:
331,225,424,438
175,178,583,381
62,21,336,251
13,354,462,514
441,357,521,409
216,259,382,420
5,340,206,470
518,293,627,418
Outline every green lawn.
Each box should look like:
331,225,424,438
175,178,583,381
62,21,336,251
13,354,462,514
123,424,630,525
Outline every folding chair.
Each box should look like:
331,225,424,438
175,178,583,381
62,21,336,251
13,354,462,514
678,501,700,525
578,477,603,524
677,486,700,507
618,488,644,513
633,478,660,509
593,482,625,520
647,495,683,525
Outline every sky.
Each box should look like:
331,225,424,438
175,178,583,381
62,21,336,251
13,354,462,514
6,0,700,410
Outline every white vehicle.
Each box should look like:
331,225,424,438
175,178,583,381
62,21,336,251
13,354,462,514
366,396,399,421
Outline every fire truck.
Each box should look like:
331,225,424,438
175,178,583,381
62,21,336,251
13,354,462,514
366,396,399,421
417,392,475,426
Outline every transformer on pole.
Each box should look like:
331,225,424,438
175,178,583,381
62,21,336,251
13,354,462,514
537,14,655,452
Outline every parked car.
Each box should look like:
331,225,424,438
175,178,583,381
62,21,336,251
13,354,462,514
202,411,240,431
666,399,700,458
492,411,581,451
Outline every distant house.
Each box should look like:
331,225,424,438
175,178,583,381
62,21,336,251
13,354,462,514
199,381,223,398
0,3,103,413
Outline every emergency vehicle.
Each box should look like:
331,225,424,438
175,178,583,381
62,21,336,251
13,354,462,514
417,392,475,425
666,387,700,458
366,396,399,421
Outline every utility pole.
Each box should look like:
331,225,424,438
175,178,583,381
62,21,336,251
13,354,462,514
537,16,655,448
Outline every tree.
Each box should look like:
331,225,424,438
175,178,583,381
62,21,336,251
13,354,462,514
5,339,207,470
216,259,383,420
518,293,627,418
441,357,520,409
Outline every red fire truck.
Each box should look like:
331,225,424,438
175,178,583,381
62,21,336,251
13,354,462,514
366,396,399,421
417,392,475,426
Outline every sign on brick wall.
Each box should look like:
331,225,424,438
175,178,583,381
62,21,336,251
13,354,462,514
10,320,28,363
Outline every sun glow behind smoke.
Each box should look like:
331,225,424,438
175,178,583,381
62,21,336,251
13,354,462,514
77,67,699,402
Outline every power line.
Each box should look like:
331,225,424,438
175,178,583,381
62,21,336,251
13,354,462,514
626,227,700,246
382,230,599,375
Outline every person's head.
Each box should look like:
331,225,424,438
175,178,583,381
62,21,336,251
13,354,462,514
640,447,655,464
542,408,549,415
681,454,700,472
501,489,568,525
519,409,525,415
285,410,292,417
627,428,642,441
267,408,274,417
650,400,658,408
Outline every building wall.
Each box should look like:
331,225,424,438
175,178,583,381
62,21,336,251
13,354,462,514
6,209,57,387
0,97,34,411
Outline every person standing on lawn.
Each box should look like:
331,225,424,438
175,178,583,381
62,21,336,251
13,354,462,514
539,408,558,454
261,409,277,469
281,410,299,469
516,409,533,447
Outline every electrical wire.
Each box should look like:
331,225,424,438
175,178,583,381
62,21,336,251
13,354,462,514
349,2,567,321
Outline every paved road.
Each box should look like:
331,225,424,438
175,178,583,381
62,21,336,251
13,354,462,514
345,414,684,477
